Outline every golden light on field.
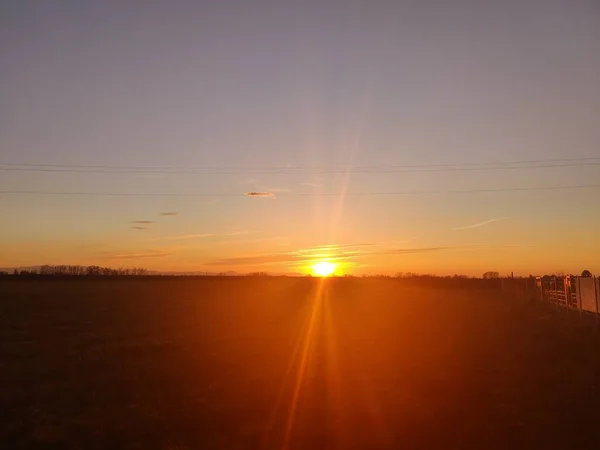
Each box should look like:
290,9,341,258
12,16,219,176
311,261,337,277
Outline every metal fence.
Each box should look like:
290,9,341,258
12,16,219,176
501,275,600,322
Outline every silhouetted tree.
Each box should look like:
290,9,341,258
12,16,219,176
482,271,500,279
581,270,592,277
34,265,150,277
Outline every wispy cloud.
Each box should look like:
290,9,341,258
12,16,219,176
293,243,376,255
208,253,358,266
205,241,523,269
207,245,450,267
159,212,178,216
158,230,253,241
132,220,154,224
461,244,530,250
453,217,508,230
107,250,171,260
383,246,451,255
208,253,298,266
365,239,413,247
131,226,147,230
226,230,252,236
245,191,274,197
300,182,320,188
292,241,414,255
164,233,215,240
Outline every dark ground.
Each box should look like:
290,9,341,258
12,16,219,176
1,278,599,449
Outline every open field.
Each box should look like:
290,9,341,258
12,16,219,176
1,278,600,449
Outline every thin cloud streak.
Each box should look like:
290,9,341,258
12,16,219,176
453,217,508,230
226,231,252,236
208,243,526,268
131,226,147,230
159,212,178,216
245,191,274,197
107,251,171,260
164,233,216,240
293,243,377,254
132,220,154,224
383,246,451,255
207,246,452,267
157,230,253,241
208,253,298,266
207,253,360,266
293,241,414,255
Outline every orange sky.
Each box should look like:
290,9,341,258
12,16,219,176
2,193,599,276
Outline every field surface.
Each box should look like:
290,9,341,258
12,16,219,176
1,278,599,449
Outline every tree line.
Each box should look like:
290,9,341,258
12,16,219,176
1,265,150,277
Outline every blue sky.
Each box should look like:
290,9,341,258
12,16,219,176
1,0,599,274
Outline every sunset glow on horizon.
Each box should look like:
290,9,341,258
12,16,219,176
311,261,337,277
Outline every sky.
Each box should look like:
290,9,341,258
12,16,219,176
1,0,599,276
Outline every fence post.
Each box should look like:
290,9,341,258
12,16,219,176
564,276,570,313
553,277,559,311
577,276,582,319
594,275,599,328
541,278,545,303
564,276,568,313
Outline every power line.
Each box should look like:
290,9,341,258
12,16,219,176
2,160,600,175
2,183,599,198
1,156,599,170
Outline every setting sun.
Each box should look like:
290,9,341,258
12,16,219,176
311,261,337,277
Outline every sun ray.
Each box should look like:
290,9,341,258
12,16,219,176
261,292,317,448
280,278,325,450
321,283,347,447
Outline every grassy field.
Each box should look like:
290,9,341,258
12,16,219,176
1,278,599,449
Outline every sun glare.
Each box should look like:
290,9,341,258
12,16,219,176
311,261,337,277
